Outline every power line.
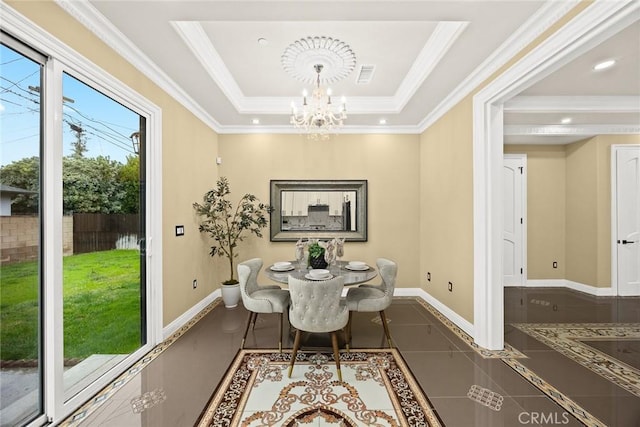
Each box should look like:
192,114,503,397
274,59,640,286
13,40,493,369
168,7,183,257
1,133,39,144
0,71,39,95
2,74,139,156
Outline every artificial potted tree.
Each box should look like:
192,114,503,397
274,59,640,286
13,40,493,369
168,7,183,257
193,177,272,308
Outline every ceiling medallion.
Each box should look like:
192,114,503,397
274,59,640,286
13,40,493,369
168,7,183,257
281,36,356,85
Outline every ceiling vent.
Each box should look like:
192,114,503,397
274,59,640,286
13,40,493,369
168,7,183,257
356,64,375,84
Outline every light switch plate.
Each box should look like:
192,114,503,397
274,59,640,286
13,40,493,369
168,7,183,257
175,225,184,236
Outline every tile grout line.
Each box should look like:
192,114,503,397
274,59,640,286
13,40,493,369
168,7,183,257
511,322,640,398
412,297,607,427
59,299,223,426
502,358,607,427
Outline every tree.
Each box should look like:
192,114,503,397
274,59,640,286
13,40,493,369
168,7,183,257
63,156,125,213
1,155,138,214
118,155,140,214
193,177,272,284
0,157,40,214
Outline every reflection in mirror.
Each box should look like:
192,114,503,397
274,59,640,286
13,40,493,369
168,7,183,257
270,180,367,241
280,191,356,232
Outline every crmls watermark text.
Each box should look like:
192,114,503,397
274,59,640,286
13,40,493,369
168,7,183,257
519,411,571,425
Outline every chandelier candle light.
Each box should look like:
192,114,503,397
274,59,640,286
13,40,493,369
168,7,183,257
282,36,356,140
290,64,347,139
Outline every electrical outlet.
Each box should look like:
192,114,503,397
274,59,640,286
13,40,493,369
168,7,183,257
192,279,197,289
553,261,558,269
448,281,453,292
427,272,431,282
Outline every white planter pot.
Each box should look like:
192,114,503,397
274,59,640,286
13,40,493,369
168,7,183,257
221,283,241,308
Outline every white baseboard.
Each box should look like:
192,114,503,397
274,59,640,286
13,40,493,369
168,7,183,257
394,288,475,338
525,279,615,296
162,289,221,339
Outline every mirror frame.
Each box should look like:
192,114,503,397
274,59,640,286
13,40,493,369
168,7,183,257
270,179,368,242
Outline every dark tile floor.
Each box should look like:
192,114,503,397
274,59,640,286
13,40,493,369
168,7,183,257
63,288,640,426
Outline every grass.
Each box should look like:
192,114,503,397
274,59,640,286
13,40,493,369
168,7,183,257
1,250,141,360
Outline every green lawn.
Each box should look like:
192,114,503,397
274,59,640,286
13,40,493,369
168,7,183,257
1,250,141,360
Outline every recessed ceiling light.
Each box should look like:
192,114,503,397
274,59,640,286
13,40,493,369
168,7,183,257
251,118,260,125
593,59,616,71
257,38,268,46
561,117,572,124
379,119,387,125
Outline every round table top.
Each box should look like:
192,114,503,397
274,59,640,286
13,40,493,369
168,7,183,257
264,260,377,286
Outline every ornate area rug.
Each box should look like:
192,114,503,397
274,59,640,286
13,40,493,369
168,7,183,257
196,348,443,426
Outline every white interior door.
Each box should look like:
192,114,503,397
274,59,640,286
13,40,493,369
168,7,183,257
614,145,640,296
503,155,526,286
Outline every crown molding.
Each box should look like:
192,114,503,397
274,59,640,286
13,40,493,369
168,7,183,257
216,124,421,135
173,20,467,115
505,123,640,136
171,21,244,111
417,0,582,132
505,96,640,112
54,0,223,133
393,21,468,112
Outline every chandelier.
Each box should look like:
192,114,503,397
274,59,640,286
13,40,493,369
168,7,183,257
282,36,356,140
290,64,346,140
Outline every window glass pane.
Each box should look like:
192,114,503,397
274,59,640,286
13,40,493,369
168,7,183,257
0,40,43,426
61,72,145,400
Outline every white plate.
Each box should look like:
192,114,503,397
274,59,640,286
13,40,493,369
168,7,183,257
305,273,333,281
271,265,295,272
274,261,292,268
345,264,369,271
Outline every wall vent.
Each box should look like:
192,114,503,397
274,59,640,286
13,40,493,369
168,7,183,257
356,64,376,84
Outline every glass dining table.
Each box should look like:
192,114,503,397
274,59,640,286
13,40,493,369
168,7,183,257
264,260,377,286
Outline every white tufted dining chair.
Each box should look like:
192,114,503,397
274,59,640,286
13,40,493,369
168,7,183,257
287,275,348,382
345,258,397,349
238,258,290,352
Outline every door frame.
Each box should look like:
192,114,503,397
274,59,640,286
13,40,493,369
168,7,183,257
503,154,527,287
472,1,639,350
611,144,640,296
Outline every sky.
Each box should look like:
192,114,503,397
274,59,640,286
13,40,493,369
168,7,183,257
1,42,140,167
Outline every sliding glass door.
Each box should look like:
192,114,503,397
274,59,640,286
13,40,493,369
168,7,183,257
1,28,154,426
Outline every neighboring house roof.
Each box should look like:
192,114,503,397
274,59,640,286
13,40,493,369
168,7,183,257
0,184,37,195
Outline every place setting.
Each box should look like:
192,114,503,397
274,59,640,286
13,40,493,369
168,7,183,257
269,261,295,272
304,268,333,281
344,260,369,271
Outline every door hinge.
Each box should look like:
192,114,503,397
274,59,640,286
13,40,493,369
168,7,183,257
518,166,523,174
520,268,523,274
520,218,523,224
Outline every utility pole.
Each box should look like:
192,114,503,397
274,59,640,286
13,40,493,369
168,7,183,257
69,123,87,157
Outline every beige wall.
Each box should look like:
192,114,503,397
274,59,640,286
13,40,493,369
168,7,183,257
7,0,220,326
504,145,566,279
420,100,474,323
217,133,421,288
506,135,639,288
565,138,600,285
